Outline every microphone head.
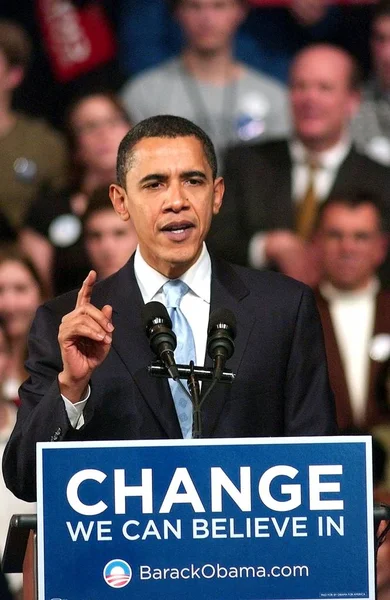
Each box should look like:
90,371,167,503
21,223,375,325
207,308,236,362
142,301,172,334
208,308,237,338
142,301,177,358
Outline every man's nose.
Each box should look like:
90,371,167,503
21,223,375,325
164,184,189,211
340,235,358,253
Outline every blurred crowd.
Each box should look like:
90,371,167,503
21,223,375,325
0,0,389,597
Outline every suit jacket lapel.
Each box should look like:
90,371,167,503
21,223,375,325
201,258,255,437
314,290,353,429
329,147,359,197
366,290,390,424
99,259,182,438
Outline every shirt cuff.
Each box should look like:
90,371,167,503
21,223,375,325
62,385,91,429
248,232,268,269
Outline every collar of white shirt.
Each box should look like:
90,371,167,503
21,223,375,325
134,242,212,304
319,277,380,303
289,135,352,170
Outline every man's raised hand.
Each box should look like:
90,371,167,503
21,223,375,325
58,270,114,403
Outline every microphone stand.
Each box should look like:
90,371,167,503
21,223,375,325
148,361,235,439
187,361,202,439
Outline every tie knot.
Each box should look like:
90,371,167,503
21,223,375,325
163,279,189,309
306,155,320,172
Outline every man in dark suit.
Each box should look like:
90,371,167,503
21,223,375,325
2,115,336,502
312,194,390,431
208,43,390,287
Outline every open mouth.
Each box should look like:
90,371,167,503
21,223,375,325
161,221,195,241
162,222,194,233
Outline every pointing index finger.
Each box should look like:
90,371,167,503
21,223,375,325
76,270,97,309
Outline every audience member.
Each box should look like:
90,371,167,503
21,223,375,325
117,0,345,84
0,249,46,404
19,91,131,296
0,318,35,598
0,0,125,129
208,44,390,287
120,0,290,165
312,194,389,431
353,0,390,166
82,186,138,281
0,20,68,230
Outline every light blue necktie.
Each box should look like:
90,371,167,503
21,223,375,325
163,279,196,439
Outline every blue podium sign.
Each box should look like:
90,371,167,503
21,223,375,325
36,436,375,600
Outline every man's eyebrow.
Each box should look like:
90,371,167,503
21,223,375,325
139,173,168,185
180,170,207,180
139,170,208,185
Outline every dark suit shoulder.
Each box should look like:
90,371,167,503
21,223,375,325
215,257,310,303
347,147,390,175
235,263,309,296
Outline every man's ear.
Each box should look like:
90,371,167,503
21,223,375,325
212,176,225,215
109,184,131,221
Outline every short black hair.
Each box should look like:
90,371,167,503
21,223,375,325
315,191,386,232
116,114,218,188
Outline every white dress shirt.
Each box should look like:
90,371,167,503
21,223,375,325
290,136,352,203
63,245,212,428
134,243,211,366
320,278,379,425
249,135,352,268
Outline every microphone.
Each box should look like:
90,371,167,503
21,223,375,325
207,308,236,381
142,301,180,380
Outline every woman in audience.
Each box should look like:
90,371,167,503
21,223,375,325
0,250,45,403
0,317,36,599
19,91,131,296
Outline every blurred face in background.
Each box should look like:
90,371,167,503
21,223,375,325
315,203,387,291
176,0,247,55
84,209,138,280
290,46,360,151
70,94,130,175
0,259,42,341
371,14,390,91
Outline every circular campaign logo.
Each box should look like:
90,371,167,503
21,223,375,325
103,559,132,588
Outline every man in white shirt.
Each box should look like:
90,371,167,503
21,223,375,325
208,43,390,288
2,114,336,502
313,193,390,431
120,0,290,166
